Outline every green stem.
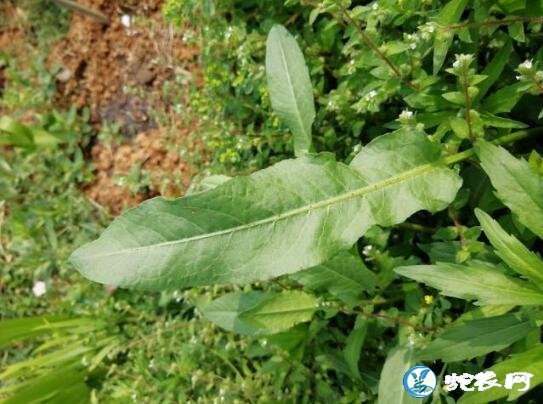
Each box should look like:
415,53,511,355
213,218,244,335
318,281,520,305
443,16,543,31
462,72,474,141
397,222,436,234
340,9,419,91
444,127,543,165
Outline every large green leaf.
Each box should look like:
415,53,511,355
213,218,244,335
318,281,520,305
70,129,461,290
266,24,315,156
475,209,543,287
458,344,543,403
202,290,316,336
476,140,543,239
378,344,419,404
291,250,376,305
396,263,543,305
418,313,535,362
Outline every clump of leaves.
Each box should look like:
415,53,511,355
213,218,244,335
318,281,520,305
72,1,543,400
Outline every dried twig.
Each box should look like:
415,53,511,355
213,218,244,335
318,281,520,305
52,0,109,25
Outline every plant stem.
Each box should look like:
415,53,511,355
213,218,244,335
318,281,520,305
397,222,436,234
444,127,543,165
340,9,419,91
461,72,474,141
443,16,543,31
448,207,466,246
345,308,432,333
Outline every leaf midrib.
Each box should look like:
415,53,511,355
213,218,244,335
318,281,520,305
276,33,310,144
320,263,366,287
420,320,531,360
242,307,315,318
82,161,438,259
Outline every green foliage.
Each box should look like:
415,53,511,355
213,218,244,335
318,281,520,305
202,290,316,335
398,143,543,400
476,139,543,238
417,313,535,362
377,344,418,404
266,25,315,156
6,0,543,402
70,128,461,290
291,250,376,306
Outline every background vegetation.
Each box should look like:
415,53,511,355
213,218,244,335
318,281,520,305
2,0,543,402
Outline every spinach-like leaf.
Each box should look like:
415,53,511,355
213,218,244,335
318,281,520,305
476,140,543,239
378,344,419,404
291,250,376,305
419,313,535,362
396,262,543,305
71,129,461,290
266,25,315,156
476,208,543,287
202,291,316,335
459,344,543,403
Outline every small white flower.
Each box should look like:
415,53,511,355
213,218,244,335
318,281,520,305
372,2,379,10
366,90,378,99
409,43,417,50
453,60,460,68
516,75,522,80
400,109,414,120
521,59,533,70
32,281,47,297
120,14,131,28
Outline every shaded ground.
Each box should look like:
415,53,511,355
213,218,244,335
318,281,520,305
44,0,203,214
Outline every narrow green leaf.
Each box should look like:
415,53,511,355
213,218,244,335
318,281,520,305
419,313,535,362
291,250,376,305
70,129,461,290
202,291,316,336
0,342,95,379
433,0,469,74
455,305,514,323
482,82,531,113
343,317,367,380
476,140,543,239
0,116,35,148
378,344,419,404
479,112,528,129
396,263,543,305
475,39,512,102
1,362,88,404
0,316,85,349
458,344,543,403
449,117,470,139
475,209,543,286
266,24,315,156
442,91,466,105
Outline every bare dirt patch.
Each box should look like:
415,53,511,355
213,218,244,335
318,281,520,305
47,0,204,214
50,0,199,127
85,127,198,215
